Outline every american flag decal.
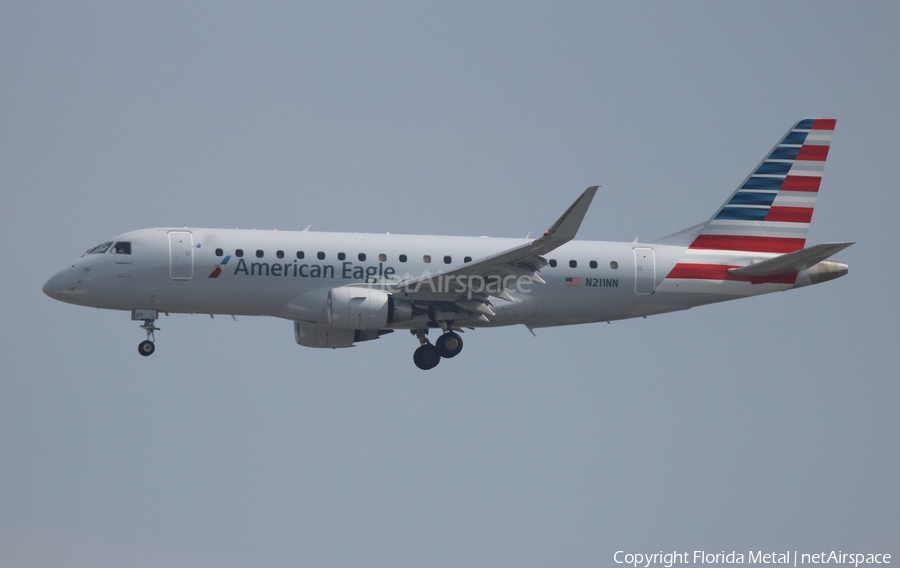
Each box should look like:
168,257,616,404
565,277,580,286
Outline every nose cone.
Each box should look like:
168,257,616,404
43,267,83,303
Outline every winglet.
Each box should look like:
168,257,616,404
394,186,598,295
534,186,598,250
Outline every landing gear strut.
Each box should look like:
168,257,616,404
411,323,465,370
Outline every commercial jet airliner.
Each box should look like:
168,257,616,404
44,118,852,370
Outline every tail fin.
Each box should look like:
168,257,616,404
680,118,836,253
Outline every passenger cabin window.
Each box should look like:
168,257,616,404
464,256,472,263
296,251,305,259
111,242,131,254
358,253,366,261
399,254,407,262
256,250,264,258
549,259,557,268
235,249,244,258
590,260,598,269
378,253,387,262
276,250,284,259
423,255,431,263
569,260,577,268
338,252,346,260
610,261,619,269
317,251,325,260
215,248,224,257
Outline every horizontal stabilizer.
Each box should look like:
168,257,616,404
728,242,854,277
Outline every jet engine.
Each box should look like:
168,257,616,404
326,287,413,329
294,321,391,348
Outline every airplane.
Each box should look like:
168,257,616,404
43,118,852,370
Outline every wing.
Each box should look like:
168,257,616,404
390,186,598,319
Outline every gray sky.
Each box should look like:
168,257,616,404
2,2,898,567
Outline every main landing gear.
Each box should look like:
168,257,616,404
411,324,464,370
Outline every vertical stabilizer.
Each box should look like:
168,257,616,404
689,118,835,253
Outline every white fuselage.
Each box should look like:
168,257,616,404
43,227,802,330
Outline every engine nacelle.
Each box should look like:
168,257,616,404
294,321,393,348
327,287,412,330
294,321,355,348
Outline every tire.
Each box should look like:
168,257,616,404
138,340,156,356
413,344,441,370
435,332,463,358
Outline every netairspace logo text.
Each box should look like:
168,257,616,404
614,550,891,568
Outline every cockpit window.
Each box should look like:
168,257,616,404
82,241,131,256
85,242,113,255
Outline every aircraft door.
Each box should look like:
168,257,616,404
168,231,194,280
633,247,656,295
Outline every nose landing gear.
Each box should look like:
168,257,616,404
132,309,160,357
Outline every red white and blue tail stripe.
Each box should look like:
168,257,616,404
690,118,835,254
665,118,836,284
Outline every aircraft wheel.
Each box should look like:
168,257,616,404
413,344,441,370
436,332,463,358
138,340,156,357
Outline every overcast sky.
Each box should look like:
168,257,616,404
2,2,898,567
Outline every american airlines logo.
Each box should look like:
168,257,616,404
207,255,232,278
